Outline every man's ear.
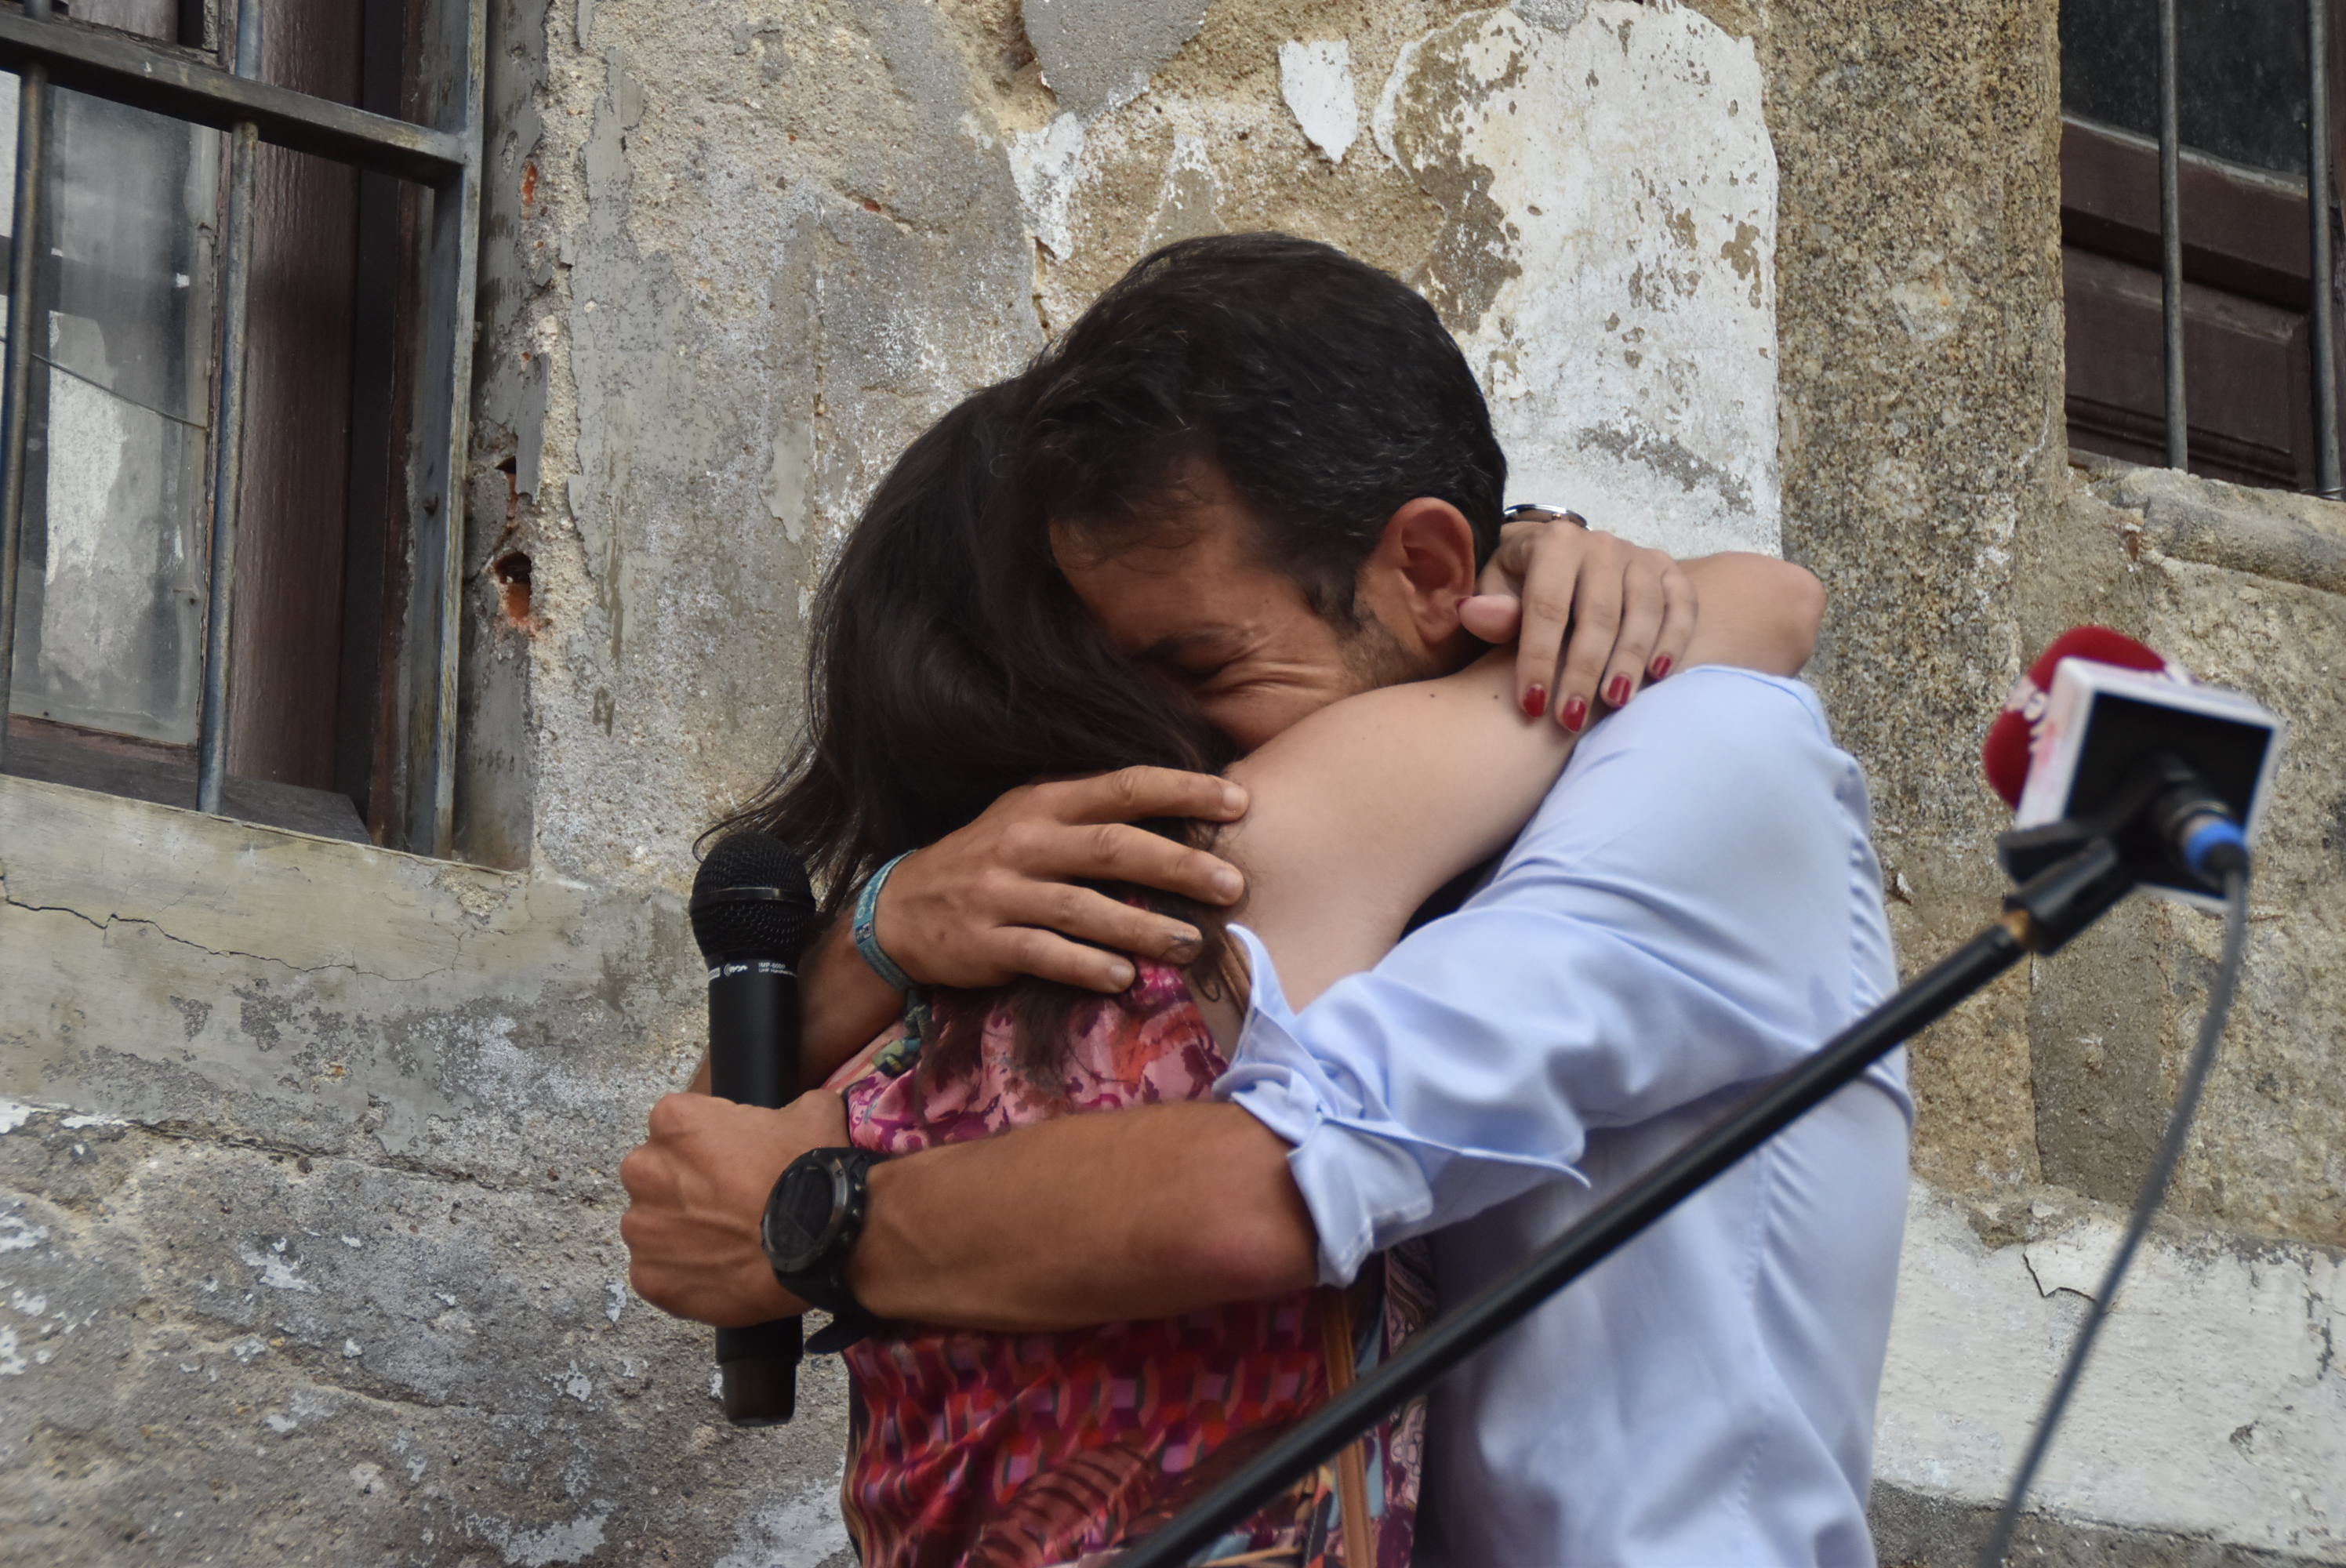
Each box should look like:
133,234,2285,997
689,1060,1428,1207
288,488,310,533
1363,497,1480,652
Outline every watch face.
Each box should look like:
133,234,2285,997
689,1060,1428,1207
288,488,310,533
764,1158,841,1276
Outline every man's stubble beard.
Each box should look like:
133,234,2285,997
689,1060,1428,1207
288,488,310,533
1338,608,1447,695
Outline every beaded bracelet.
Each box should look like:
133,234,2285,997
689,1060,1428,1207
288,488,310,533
852,851,918,993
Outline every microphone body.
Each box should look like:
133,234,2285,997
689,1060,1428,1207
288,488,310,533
707,958,796,1110
690,833,819,1427
708,953,802,1425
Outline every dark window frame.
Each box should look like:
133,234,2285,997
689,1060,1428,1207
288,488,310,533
2060,0,2346,493
0,0,484,858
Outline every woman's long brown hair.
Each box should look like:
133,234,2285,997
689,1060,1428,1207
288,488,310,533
706,380,1237,1080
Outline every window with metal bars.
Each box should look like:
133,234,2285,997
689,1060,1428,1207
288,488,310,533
2061,0,2345,494
0,0,482,856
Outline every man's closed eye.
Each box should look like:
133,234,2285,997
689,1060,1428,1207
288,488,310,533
1175,659,1238,690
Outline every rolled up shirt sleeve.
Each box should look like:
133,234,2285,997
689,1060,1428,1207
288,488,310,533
1215,669,1902,1286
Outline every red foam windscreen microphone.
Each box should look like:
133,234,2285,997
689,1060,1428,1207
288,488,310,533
1981,626,2174,807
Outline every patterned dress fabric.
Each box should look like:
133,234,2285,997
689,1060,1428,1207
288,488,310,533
832,960,1429,1568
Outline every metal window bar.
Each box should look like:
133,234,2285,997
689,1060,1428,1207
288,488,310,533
197,0,260,816
2160,0,2187,471
2150,0,2342,496
0,0,484,857
2312,0,2342,495
0,0,49,782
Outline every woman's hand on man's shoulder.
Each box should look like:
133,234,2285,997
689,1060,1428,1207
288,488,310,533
1457,516,1698,735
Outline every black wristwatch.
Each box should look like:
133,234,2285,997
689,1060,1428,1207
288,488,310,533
762,1146,887,1352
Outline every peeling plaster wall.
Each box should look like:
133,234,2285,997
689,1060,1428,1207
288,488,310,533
515,1,1042,888
1878,1189,2344,1559
1002,0,1778,554
1375,7,1779,554
5,1,2346,1563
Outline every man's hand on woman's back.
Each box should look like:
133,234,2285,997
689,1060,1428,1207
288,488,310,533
872,768,1251,994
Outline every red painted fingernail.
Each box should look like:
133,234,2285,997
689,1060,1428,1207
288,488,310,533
1606,675,1632,708
1561,695,1589,733
1650,655,1672,679
1521,684,1548,719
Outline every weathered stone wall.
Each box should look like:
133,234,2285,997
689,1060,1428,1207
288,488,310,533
1863,462,2346,1566
1761,2,2345,1559
3,1,2342,1563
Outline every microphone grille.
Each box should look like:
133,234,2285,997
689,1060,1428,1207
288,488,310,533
1982,710,2032,808
690,833,819,964
2025,625,2166,687
1982,626,2178,808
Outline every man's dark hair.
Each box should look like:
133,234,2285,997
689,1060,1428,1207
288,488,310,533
1017,232,1507,619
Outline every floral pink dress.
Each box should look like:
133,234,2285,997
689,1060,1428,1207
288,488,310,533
827,961,1430,1568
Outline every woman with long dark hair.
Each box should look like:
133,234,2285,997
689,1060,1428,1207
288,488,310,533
711,380,1821,1567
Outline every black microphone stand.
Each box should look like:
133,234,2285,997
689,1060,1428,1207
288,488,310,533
1117,793,2184,1568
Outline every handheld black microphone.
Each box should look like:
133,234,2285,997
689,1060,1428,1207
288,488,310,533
688,832,819,1427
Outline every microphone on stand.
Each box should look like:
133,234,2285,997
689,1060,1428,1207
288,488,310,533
1981,625,2282,907
1981,625,2173,804
689,832,819,1427
1971,630,2281,1566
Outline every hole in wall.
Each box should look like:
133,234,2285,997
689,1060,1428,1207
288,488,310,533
493,550,535,630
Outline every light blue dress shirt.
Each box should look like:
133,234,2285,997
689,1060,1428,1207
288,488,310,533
1218,668,1912,1567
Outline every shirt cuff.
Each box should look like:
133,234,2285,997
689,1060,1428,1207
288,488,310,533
1213,925,1589,1286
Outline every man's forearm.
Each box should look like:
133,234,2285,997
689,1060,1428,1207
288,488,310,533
847,1100,1319,1331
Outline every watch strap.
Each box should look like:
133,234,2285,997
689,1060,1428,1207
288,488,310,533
805,1308,881,1356
767,1146,886,1342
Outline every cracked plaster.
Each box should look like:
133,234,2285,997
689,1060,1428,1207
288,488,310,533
0,776,702,1189
1875,1188,2346,1559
